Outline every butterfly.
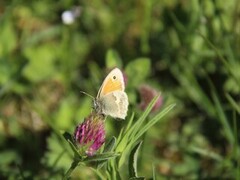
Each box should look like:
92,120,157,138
93,68,128,120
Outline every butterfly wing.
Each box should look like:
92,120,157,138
99,91,128,119
97,68,125,98
95,68,128,119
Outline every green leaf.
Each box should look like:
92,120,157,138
117,96,159,153
129,96,160,138
42,133,72,171
188,146,223,162
54,96,76,129
107,160,122,180
0,59,12,86
63,132,74,143
118,100,176,168
63,159,80,180
200,34,240,85
117,96,173,168
129,141,143,178
209,80,234,145
125,112,135,133
0,21,17,55
105,49,122,68
133,103,176,143
125,58,151,87
226,93,240,114
103,136,117,153
91,168,106,180
63,132,82,160
97,136,117,169
84,152,120,162
0,150,19,165
129,177,145,180
152,164,156,180
116,127,124,146
22,44,57,82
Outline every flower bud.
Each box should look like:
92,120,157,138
74,113,105,156
138,84,163,112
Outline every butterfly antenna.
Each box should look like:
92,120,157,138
80,91,95,100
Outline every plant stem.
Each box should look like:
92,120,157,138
63,159,80,179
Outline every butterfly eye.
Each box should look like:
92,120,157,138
112,76,116,80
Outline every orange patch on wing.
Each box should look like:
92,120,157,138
101,78,123,96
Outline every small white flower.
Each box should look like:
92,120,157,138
61,6,81,25
62,11,75,24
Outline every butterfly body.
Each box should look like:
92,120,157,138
94,68,128,119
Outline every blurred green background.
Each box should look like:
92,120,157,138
0,0,239,179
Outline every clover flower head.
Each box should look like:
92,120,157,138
74,113,105,156
138,84,163,112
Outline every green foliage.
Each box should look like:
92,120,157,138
129,141,143,178
23,45,58,82
0,21,17,56
97,136,117,169
61,98,175,179
106,49,123,69
125,58,151,88
42,133,72,173
0,0,240,179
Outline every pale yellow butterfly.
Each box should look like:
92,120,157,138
93,68,128,119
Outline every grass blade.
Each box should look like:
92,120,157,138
210,85,234,145
226,93,240,114
133,103,176,143
116,96,159,152
128,95,160,142
152,163,156,180
188,146,223,162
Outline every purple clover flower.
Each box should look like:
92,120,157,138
74,113,105,156
138,84,163,112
